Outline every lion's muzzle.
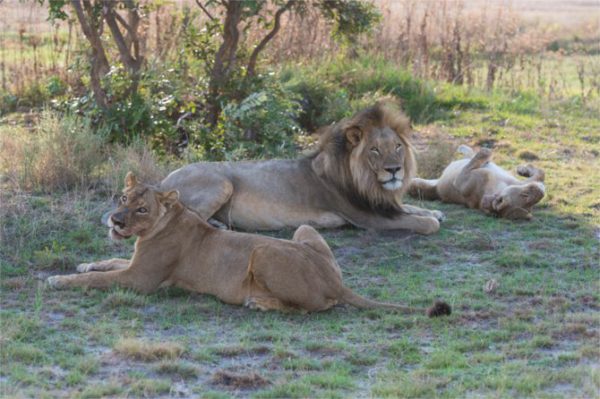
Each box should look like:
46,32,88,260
382,178,403,191
107,212,132,240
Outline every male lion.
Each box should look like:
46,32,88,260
159,100,443,235
408,145,545,220
47,173,451,316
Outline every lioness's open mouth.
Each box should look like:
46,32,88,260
110,227,132,240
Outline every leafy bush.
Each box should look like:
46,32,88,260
184,80,302,161
64,66,182,148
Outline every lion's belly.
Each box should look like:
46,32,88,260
215,194,346,230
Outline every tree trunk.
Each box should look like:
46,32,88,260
207,0,242,126
71,0,110,109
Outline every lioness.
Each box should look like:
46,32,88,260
159,100,443,235
47,173,451,316
408,145,545,220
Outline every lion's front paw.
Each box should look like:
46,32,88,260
46,275,66,289
431,210,446,222
76,263,92,273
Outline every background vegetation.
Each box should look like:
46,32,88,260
1,0,598,397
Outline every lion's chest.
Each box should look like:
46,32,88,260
215,192,346,230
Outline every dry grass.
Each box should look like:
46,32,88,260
2,1,598,105
413,127,458,179
266,0,599,99
113,338,185,361
103,139,172,193
0,111,173,194
0,111,105,192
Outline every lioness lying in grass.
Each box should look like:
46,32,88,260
408,145,545,220
47,173,451,316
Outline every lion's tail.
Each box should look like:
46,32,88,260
340,287,451,318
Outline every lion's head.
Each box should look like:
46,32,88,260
108,172,179,240
311,100,416,215
482,182,545,220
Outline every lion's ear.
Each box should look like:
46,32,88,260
345,127,362,147
159,190,179,208
125,172,137,188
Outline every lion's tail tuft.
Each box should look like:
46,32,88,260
426,300,452,317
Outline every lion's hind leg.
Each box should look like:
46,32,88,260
246,244,341,312
292,225,341,277
453,148,493,195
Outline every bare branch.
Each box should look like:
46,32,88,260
247,0,294,78
194,0,215,21
102,0,142,72
113,9,135,36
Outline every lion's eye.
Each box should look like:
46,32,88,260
137,207,148,214
370,147,380,155
121,195,127,203
396,143,403,151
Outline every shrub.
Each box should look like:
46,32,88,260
63,66,181,148
0,111,106,192
184,79,302,161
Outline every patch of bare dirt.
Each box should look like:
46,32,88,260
518,150,540,161
211,370,269,389
527,240,553,250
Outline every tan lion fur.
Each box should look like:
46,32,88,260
408,145,545,220
159,100,442,235
47,173,451,316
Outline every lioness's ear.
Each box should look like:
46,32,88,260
159,190,179,208
125,172,137,189
345,127,362,147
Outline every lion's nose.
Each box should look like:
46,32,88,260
385,166,401,175
110,213,126,228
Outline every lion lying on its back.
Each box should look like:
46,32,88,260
409,145,545,220
47,173,451,316
160,100,443,235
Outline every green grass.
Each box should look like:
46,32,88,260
1,62,599,397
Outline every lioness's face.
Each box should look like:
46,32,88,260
362,127,407,191
492,182,545,220
108,173,177,240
